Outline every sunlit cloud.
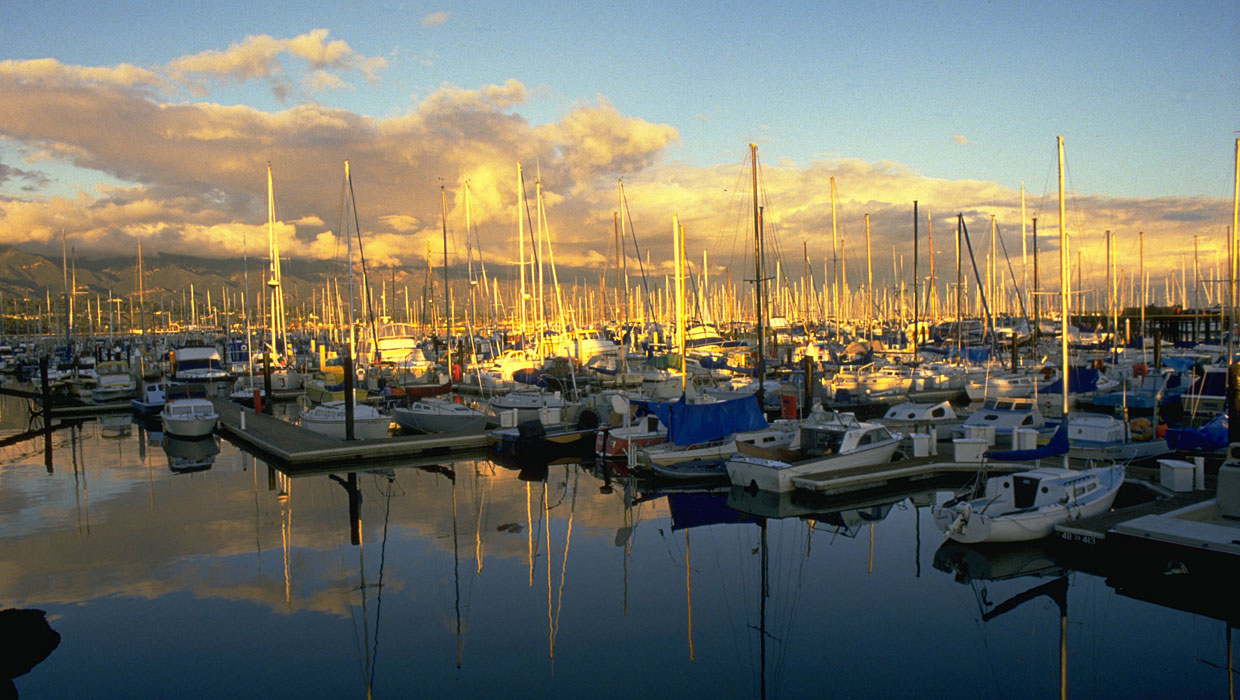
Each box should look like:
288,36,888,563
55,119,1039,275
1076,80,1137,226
165,29,386,96
951,134,969,145
0,33,1229,297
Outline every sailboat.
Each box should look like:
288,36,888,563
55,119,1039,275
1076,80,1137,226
932,137,1125,544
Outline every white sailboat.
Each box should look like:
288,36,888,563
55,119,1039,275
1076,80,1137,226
933,137,1125,544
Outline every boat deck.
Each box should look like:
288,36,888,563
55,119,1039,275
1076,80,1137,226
211,398,489,469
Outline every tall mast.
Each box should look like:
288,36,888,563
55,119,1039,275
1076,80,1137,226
830,177,840,321
674,213,686,394
750,143,765,408
1057,136,1070,430
137,236,146,337
927,208,936,320
1021,184,1028,315
865,213,873,341
441,183,451,372
1231,138,1239,360
517,162,527,344
955,215,963,361
266,162,286,362
913,201,919,353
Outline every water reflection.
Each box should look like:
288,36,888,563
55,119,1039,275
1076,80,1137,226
0,392,1236,699
163,435,219,473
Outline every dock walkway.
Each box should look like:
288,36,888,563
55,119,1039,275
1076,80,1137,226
791,457,1027,496
212,398,489,469
1056,485,1213,544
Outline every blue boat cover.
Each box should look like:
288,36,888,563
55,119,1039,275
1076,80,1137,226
1040,368,1100,394
1166,412,1229,452
1162,356,1196,373
669,492,757,531
633,393,768,446
985,421,1069,461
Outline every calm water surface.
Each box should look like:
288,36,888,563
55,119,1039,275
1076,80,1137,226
0,396,1234,699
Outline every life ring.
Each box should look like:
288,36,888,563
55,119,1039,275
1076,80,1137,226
297,394,312,411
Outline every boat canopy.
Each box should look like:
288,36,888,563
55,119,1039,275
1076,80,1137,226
1040,368,1101,394
633,393,767,446
1166,412,1229,452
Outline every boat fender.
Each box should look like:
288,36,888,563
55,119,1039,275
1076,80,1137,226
576,409,599,430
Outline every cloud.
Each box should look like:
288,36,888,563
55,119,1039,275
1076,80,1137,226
0,58,167,90
951,134,969,145
165,29,386,95
421,11,451,27
0,35,1229,300
0,160,51,191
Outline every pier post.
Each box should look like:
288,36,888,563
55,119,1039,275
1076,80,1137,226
1153,329,1162,369
262,351,273,415
1230,364,1240,446
40,356,51,474
343,347,356,441
802,356,814,417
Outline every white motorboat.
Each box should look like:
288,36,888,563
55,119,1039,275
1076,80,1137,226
131,380,170,416
1065,412,1171,461
172,345,230,383
489,390,580,425
965,371,1039,401
161,397,219,439
639,421,799,469
392,398,488,434
955,397,1050,439
91,360,137,402
726,416,902,493
932,464,1125,543
300,401,391,440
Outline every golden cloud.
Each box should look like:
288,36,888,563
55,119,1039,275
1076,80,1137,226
0,36,1231,297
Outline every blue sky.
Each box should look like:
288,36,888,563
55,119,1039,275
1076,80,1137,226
0,0,1235,295
6,0,1235,197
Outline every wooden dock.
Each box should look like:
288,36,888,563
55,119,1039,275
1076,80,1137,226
791,456,1027,496
211,398,490,469
1056,482,1212,545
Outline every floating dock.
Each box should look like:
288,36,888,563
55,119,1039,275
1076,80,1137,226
792,457,1027,496
211,398,490,469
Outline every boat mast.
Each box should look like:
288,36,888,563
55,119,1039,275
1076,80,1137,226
267,162,287,364
830,177,839,322
1231,138,1239,361
344,160,357,440
750,144,765,408
913,200,919,354
517,162,527,347
1057,136,1070,465
441,183,452,374
674,213,686,395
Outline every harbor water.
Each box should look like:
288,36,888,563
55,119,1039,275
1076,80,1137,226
1,394,1235,699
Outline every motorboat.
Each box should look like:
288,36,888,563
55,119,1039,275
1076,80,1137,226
932,464,1124,543
160,391,219,439
299,400,391,440
392,398,488,434
725,415,902,493
131,380,170,416
163,434,220,472
955,397,1050,440
91,360,137,402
